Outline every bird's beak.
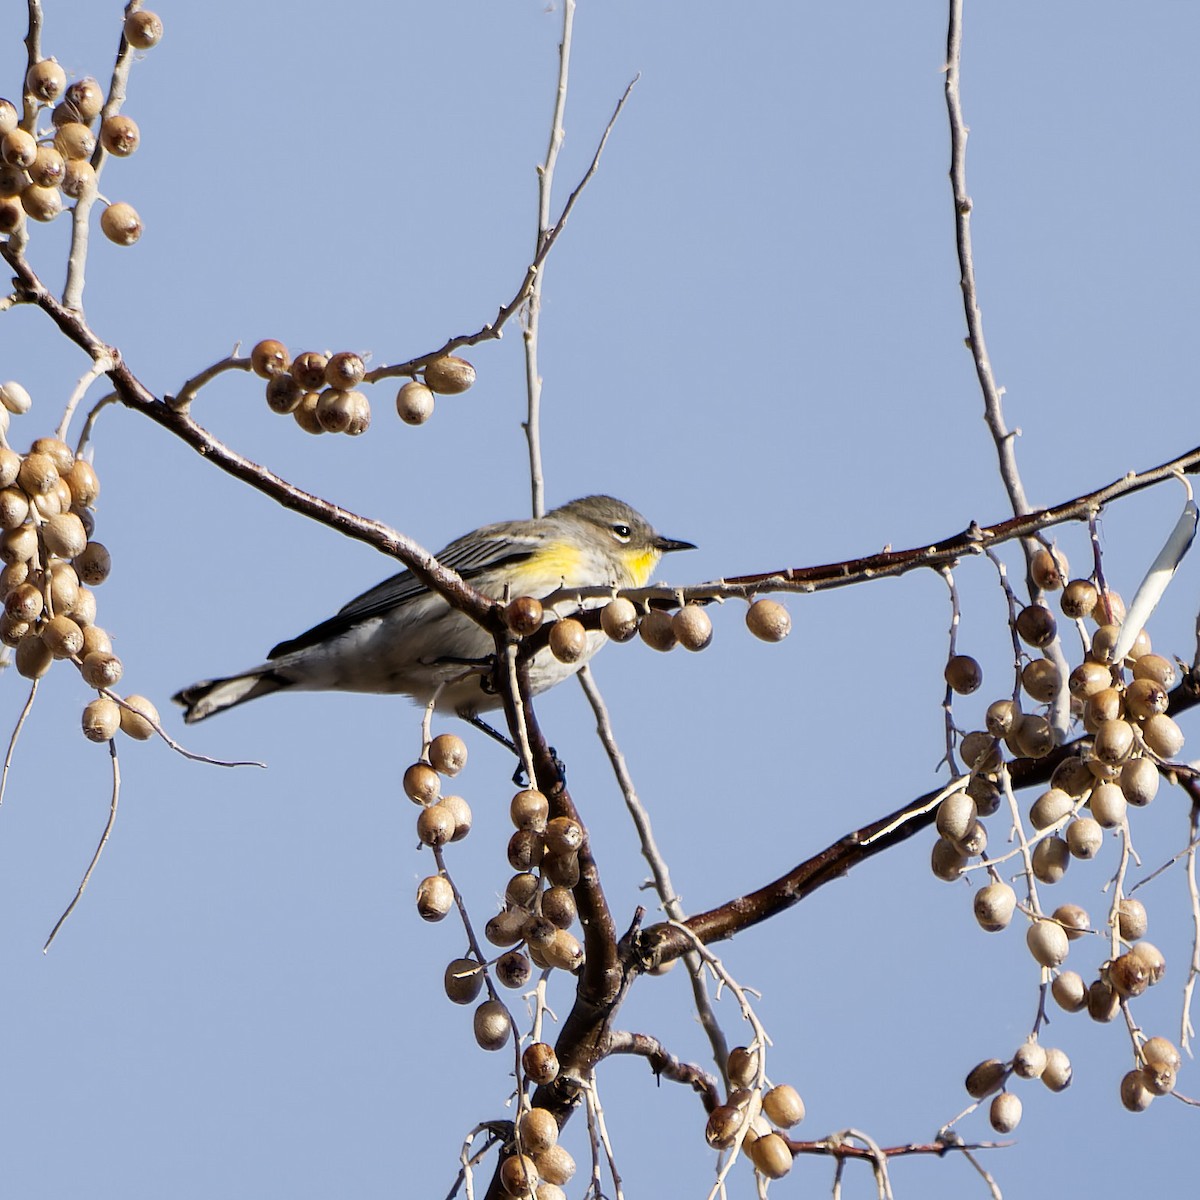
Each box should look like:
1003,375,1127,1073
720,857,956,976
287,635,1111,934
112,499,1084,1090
655,535,697,553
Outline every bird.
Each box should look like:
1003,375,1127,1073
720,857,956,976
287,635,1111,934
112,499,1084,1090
173,495,695,724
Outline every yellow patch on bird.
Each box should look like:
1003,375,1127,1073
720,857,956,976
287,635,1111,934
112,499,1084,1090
514,541,589,588
620,546,662,587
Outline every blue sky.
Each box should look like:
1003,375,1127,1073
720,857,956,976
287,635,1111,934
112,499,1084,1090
3,3,1199,1197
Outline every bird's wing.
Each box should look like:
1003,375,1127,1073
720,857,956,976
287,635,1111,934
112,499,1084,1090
267,528,545,659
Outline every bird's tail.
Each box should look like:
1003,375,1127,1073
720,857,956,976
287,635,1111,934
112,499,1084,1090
172,668,290,724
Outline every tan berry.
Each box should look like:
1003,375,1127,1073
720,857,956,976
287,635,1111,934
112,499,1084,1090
1142,1037,1181,1072
1108,952,1151,998
264,373,302,414
541,885,576,929
974,881,1017,932
1117,898,1148,941
439,793,471,841
119,694,159,740
672,604,712,651
395,380,435,425
416,874,453,921
749,1131,792,1179
26,59,67,103
443,957,483,1005
1129,940,1166,984
1061,579,1098,619
43,511,88,558
54,123,96,163
1031,547,1067,590
76,648,119,689
544,816,583,857
402,761,440,805
323,351,365,390
1014,713,1056,758
1140,1060,1176,1097
945,654,983,695
638,608,676,651
1021,658,1060,703
61,158,95,199
705,1105,743,1150
28,145,65,189
985,698,1019,737
15,633,52,679
1093,591,1126,625
543,928,584,972
762,1083,805,1127
100,115,140,157
0,486,29,529
82,696,121,741
1069,660,1112,699
1027,918,1069,968
1120,1069,1154,1113
965,1059,1007,1100
1092,719,1135,765
542,850,579,889
80,625,112,657
73,541,112,587
427,732,467,777
989,1091,1022,1134
1029,787,1072,830
423,355,475,394
600,596,639,642
1012,1041,1048,1080
1051,970,1088,1013
5,581,43,623
519,1107,559,1154
250,339,290,379
746,598,791,642
510,788,549,832
503,595,544,636
1,524,38,564
1141,713,1184,759
473,999,511,1051
1066,816,1103,860
484,909,524,948
930,836,967,882
499,1153,538,1197
1089,781,1127,829
1125,677,1169,721
1119,757,1159,807
416,802,455,847
505,871,540,910
549,617,587,663
1132,653,1177,689
1051,903,1090,940
495,949,532,990
533,1145,575,1187
522,1042,559,1086
125,10,164,48
1041,1047,1072,1091
727,1046,760,1088
0,99,16,135
59,76,104,124
936,792,977,842
1031,836,1070,884
41,614,84,659
1016,604,1057,647
1,128,37,169
1087,978,1120,1023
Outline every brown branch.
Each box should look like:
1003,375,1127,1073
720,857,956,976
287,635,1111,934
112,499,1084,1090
787,1133,1011,1161
636,680,1200,964
1,243,501,631
606,1030,722,1111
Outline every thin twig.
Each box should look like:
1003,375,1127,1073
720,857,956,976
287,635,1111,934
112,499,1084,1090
0,678,38,808
57,351,116,442
43,736,120,951
578,665,730,1078
522,0,575,517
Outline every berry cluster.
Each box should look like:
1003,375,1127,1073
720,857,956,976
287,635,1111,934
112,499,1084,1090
0,12,162,243
0,393,157,742
704,1045,806,1181
504,593,792,663
404,734,582,1194
936,547,1188,1125
248,339,475,436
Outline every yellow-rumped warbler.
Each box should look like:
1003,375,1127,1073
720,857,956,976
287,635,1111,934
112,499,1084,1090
173,495,694,723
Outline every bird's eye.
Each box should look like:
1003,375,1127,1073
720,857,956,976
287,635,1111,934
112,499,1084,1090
611,523,632,543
